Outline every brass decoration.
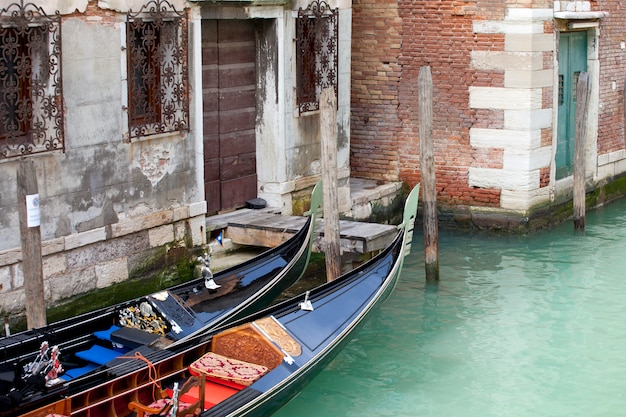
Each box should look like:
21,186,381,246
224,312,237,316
118,302,168,336
254,316,302,357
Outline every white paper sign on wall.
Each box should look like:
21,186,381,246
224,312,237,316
26,193,40,228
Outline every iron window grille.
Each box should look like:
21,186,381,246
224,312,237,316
126,0,189,141
296,0,338,115
0,0,64,160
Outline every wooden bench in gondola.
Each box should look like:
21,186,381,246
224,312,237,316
189,316,300,389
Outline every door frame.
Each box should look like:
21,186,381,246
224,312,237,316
552,25,599,194
556,30,587,180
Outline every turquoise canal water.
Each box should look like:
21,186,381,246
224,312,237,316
273,199,626,417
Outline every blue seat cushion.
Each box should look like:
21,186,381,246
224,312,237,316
93,324,121,342
60,363,99,380
75,345,120,366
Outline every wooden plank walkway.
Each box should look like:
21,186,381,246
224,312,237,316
206,209,398,254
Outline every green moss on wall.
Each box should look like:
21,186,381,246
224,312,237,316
8,245,199,334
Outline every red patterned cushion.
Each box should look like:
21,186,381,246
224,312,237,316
145,398,198,417
189,352,268,387
45,415,69,417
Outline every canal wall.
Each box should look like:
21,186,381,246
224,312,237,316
0,204,206,326
434,172,626,232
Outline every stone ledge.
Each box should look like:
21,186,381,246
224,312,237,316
0,203,204,268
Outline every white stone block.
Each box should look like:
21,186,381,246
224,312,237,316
470,87,543,110
338,184,351,213
96,258,129,288
174,221,188,245
189,201,207,218
42,237,65,257
505,33,555,52
614,158,626,176
188,216,207,247
470,128,542,150
503,147,552,171
49,268,97,303
608,149,625,163
504,109,552,130
473,21,545,35
0,248,21,268
13,263,23,289
596,163,614,181
49,0,89,14
0,289,24,313
352,203,372,221
112,211,173,238
43,253,67,278
472,51,543,71
65,227,107,251
500,187,550,210
148,225,174,247
469,167,539,190
504,69,553,88
0,266,11,292
506,8,554,21
260,181,296,194
173,206,189,222
597,153,610,166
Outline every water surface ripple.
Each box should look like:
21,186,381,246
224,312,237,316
273,199,626,417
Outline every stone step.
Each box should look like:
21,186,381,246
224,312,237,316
207,211,398,255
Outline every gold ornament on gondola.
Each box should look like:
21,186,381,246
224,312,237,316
118,302,168,336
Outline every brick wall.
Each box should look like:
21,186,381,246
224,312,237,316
597,0,626,155
351,0,507,206
399,0,505,206
350,0,403,181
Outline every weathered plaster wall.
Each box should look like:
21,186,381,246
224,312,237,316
257,0,352,214
0,1,206,317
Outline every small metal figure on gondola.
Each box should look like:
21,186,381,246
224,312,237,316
198,249,220,290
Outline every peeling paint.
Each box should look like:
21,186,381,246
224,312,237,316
98,0,188,13
135,143,175,187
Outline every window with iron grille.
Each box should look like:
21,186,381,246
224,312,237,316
0,1,64,160
126,0,189,140
296,0,338,115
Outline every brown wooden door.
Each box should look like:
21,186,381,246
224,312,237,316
202,20,257,213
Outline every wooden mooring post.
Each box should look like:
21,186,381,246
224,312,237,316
320,87,342,281
418,66,439,281
573,72,590,230
17,159,47,329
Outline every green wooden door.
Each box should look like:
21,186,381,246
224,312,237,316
556,31,587,180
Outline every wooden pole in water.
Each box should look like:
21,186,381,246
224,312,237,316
573,72,590,230
418,66,439,281
17,159,47,329
320,87,342,281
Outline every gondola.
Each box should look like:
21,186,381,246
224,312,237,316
21,183,419,417
0,182,323,416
